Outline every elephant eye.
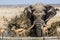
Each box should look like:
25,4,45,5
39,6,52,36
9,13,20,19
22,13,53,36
39,11,42,13
35,11,38,13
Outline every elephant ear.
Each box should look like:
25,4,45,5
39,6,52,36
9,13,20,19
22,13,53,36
44,5,57,23
24,5,34,19
44,5,53,11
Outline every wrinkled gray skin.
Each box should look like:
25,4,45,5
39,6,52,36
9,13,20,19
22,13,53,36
24,3,58,37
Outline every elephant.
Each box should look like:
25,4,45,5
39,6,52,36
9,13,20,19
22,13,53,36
24,3,58,37
24,3,46,37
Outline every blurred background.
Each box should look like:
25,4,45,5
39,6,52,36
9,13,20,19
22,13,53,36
0,0,60,5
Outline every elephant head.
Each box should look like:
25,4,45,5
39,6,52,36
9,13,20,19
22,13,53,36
24,3,46,25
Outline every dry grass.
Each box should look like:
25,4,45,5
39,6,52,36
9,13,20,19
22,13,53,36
0,6,25,28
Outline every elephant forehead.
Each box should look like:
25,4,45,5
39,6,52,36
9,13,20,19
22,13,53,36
34,9,44,11
33,3,45,10
33,6,45,10
34,3,44,7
